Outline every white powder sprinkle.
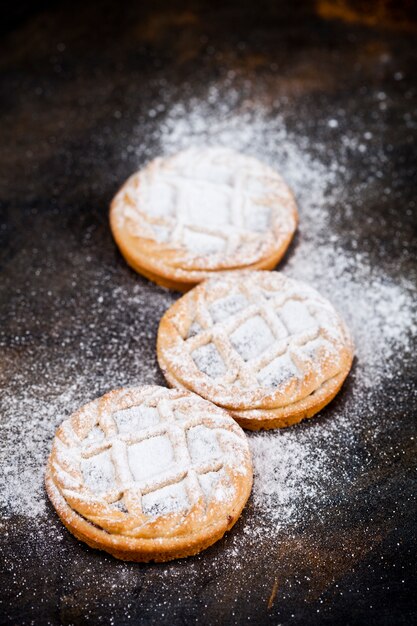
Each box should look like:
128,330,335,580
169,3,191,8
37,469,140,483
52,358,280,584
1,89,415,539
81,449,116,494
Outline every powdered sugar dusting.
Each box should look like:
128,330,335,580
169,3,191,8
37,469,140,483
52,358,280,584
127,436,174,483
47,387,251,530
111,145,297,273
141,480,188,517
81,449,116,494
1,91,415,540
230,315,275,361
160,271,350,408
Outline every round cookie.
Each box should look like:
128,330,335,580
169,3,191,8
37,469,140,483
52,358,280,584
157,271,354,430
110,147,298,291
45,386,253,562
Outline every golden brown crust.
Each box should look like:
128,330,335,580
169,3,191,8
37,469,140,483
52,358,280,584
110,147,298,291
112,228,295,292
160,364,350,430
157,271,354,430
45,471,248,562
45,386,253,561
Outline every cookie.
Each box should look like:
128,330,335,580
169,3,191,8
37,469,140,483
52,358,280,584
110,147,298,291
157,271,354,430
45,386,253,562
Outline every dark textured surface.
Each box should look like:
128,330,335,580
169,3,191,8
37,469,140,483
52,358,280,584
0,2,416,625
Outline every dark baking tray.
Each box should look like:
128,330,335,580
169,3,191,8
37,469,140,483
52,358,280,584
1,1,416,624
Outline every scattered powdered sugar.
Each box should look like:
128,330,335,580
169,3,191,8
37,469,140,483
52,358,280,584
1,88,415,540
1,375,94,519
156,97,333,218
250,430,325,528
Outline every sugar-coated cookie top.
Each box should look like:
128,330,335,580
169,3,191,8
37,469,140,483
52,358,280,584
111,147,297,273
48,386,252,538
158,271,354,410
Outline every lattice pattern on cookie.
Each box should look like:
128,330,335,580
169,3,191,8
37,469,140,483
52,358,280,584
112,147,297,268
160,272,352,408
50,387,250,533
